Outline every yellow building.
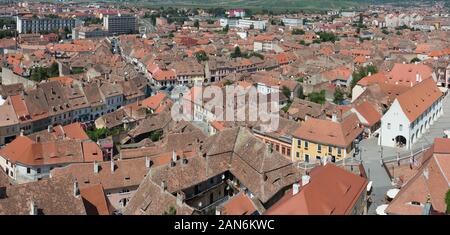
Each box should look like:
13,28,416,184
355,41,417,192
291,113,363,163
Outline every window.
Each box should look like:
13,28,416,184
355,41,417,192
399,124,403,131
296,152,300,158
287,149,291,156
27,168,31,174
304,154,310,162
317,144,321,153
338,147,342,156
304,141,309,149
387,123,391,130
37,168,41,174
281,147,286,155
297,139,301,146
328,146,333,153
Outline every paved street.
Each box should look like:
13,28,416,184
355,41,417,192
359,92,450,214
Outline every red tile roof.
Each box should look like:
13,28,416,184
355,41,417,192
265,164,367,215
396,78,443,122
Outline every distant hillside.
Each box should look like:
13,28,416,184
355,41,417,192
94,0,369,11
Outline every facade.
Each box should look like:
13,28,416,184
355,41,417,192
282,18,304,27
379,79,444,149
237,19,266,30
72,25,108,39
103,15,137,35
291,113,363,163
16,16,76,34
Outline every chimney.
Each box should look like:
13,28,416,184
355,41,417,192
176,191,186,207
368,72,372,76
410,81,413,87
292,183,300,195
182,157,188,165
47,125,53,133
94,161,99,173
20,129,24,136
416,72,420,82
110,158,115,173
30,200,38,215
73,181,80,197
301,175,311,186
36,136,41,143
172,150,177,162
419,74,422,82
332,112,338,122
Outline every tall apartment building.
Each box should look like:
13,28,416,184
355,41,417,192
103,14,137,35
281,18,304,27
16,16,76,34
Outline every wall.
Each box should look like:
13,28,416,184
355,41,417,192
291,137,351,163
1,67,36,89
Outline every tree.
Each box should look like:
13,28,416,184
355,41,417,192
446,189,450,214
350,65,378,89
382,28,389,35
150,130,163,142
231,46,242,58
281,86,291,99
87,128,108,142
224,80,233,86
194,19,199,29
163,206,177,215
333,87,345,104
223,24,229,33
308,90,326,104
195,50,209,62
410,57,421,63
297,86,305,99
292,28,305,35
317,31,338,43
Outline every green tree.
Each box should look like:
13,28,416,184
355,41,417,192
231,46,242,58
150,130,163,142
333,87,345,104
446,189,450,214
297,86,305,99
163,206,177,215
87,128,108,142
382,28,389,35
224,80,234,86
317,31,338,43
281,86,291,99
48,62,59,77
350,65,378,89
223,24,229,33
292,28,305,35
195,50,209,62
194,19,199,29
308,90,326,104
410,57,421,63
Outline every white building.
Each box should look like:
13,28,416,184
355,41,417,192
281,18,303,27
379,79,444,149
237,19,266,30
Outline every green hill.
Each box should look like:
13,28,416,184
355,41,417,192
104,0,368,11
